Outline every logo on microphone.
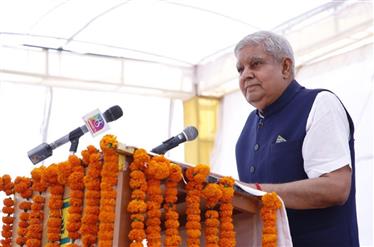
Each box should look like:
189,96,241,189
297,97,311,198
83,109,109,136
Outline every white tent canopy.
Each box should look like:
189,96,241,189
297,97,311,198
0,0,373,245
1,0,371,98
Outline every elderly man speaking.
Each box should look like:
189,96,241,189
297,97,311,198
235,31,359,247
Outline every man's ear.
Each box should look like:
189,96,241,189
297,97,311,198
282,58,292,79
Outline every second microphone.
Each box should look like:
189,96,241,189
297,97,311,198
151,126,199,155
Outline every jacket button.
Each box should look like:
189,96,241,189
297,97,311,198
250,166,255,173
254,144,259,151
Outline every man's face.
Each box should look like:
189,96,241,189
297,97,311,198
236,44,287,110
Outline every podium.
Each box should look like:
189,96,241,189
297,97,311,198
9,142,262,247
113,143,261,246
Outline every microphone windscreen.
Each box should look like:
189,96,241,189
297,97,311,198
183,126,198,141
104,105,123,122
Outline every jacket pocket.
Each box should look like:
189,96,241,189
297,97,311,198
269,139,306,183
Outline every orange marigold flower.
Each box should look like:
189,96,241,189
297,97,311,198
81,214,99,224
21,189,33,198
186,229,201,238
146,217,161,226
66,222,81,232
165,219,179,228
2,206,14,214
187,214,201,222
47,232,60,241
47,217,62,228
221,221,234,231
19,212,30,221
185,221,201,230
165,210,179,220
19,220,29,228
32,195,45,204
130,214,145,222
85,190,101,199
48,198,63,209
70,190,84,198
49,185,64,195
25,239,41,247
32,182,48,193
31,203,43,211
68,206,83,214
68,154,81,166
49,209,62,218
3,224,12,231
3,198,14,207
16,236,27,245
84,206,100,215
127,200,147,214
80,224,99,235
206,218,220,227
130,241,144,247
165,228,179,236
205,227,219,235
100,134,118,151
168,163,182,182
14,176,32,193
131,189,146,200
17,227,28,236
2,230,13,238
99,222,114,232
31,166,45,181
130,221,144,229
128,229,146,242
165,235,182,246
99,211,115,223
56,160,72,185
70,197,83,207
219,176,235,187
2,216,14,224
220,203,234,211
82,235,97,246
85,180,101,190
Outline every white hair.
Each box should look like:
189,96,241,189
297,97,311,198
234,31,295,77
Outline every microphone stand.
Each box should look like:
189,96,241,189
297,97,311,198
69,138,80,154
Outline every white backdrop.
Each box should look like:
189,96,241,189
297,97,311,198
0,84,185,177
211,43,373,246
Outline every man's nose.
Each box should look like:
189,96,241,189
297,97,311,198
241,67,255,80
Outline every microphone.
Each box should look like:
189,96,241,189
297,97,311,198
151,126,198,155
27,105,123,165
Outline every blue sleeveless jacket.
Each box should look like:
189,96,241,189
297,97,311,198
236,80,359,246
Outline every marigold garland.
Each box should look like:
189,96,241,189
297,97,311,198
14,176,33,246
65,154,85,243
185,164,210,247
0,138,255,247
145,155,170,247
202,183,222,247
98,134,119,247
80,145,102,247
26,166,47,247
0,175,15,247
127,148,149,247
164,163,182,247
261,192,281,247
218,176,236,247
44,163,65,245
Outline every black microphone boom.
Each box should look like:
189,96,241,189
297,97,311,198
151,126,198,155
28,105,123,165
